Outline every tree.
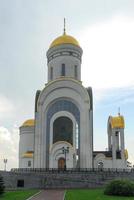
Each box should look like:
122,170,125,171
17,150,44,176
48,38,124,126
0,174,5,195
104,179,134,196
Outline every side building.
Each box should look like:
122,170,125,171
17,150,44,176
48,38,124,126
93,115,128,169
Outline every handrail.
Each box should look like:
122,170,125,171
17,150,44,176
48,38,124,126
10,167,134,173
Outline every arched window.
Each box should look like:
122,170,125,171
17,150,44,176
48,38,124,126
53,116,73,144
61,64,65,76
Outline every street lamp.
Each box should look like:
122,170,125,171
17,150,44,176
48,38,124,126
62,146,69,170
3,159,8,171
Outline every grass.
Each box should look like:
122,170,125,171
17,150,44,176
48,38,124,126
65,189,134,200
0,190,39,200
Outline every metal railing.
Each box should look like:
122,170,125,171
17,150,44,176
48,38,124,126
11,167,134,173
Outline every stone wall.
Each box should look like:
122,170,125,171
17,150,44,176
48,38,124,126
0,169,134,190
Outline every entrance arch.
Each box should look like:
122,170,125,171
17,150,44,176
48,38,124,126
46,99,80,168
58,157,65,169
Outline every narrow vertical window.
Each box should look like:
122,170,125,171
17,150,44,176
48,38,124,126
61,64,65,76
28,160,31,167
50,67,53,80
74,65,77,79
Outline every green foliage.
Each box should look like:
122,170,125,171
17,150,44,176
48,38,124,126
104,179,134,196
0,174,5,195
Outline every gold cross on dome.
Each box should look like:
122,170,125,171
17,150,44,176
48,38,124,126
63,18,66,35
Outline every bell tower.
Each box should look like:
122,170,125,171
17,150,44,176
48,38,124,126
107,114,127,168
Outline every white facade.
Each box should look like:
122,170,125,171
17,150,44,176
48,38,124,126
19,31,128,169
19,126,34,168
47,44,82,82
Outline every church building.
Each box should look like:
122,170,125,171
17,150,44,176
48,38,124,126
19,25,128,170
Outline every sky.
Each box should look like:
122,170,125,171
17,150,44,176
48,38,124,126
0,0,134,170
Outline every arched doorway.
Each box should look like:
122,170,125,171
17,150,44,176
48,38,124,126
58,157,65,169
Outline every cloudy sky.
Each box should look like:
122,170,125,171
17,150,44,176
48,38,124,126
0,0,134,170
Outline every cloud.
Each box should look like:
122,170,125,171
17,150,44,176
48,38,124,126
0,126,19,170
94,85,134,106
79,15,134,89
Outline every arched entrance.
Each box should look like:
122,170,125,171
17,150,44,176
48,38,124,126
46,100,80,168
58,157,65,169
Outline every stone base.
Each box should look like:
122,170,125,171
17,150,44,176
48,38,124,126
0,169,134,190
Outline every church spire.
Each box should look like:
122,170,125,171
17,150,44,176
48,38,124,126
63,18,66,35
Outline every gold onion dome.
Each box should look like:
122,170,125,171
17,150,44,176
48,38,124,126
49,18,80,48
21,119,35,127
110,116,125,129
49,33,80,48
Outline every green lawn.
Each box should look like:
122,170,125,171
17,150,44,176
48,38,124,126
0,190,39,200
65,189,134,200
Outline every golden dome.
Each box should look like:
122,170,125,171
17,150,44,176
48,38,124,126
21,119,35,127
110,116,125,129
49,33,80,48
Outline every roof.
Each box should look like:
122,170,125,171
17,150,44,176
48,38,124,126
22,151,34,158
109,116,125,129
21,119,35,127
49,33,80,48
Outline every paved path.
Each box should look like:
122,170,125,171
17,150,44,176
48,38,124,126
30,190,65,200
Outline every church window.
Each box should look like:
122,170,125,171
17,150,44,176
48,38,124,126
50,67,53,80
28,160,31,167
74,65,78,79
61,63,65,76
53,116,73,144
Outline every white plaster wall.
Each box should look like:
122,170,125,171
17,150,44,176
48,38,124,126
47,44,82,82
48,56,81,81
94,153,128,169
19,158,33,168
19,126,34,168
34,113,41,168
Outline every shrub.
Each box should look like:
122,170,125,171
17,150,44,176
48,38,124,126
0,174,5,195
104,179,134,196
